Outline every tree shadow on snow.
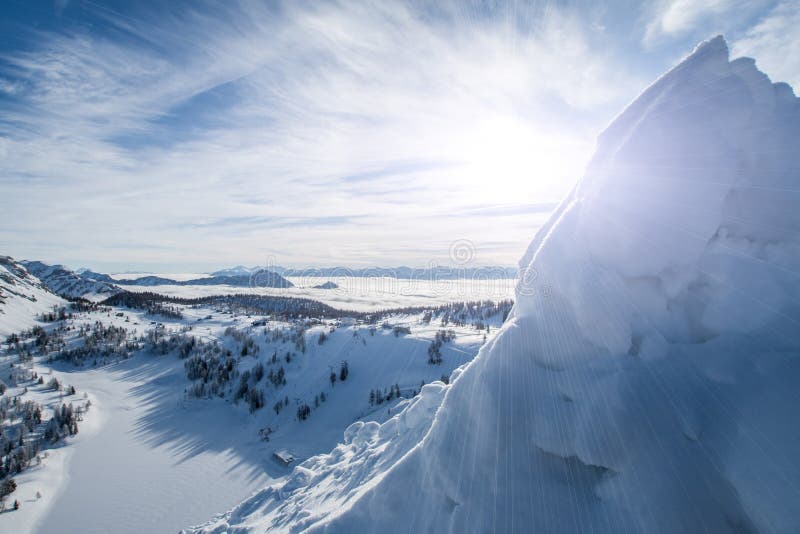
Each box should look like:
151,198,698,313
59,354,287,482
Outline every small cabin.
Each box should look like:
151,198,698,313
273,449,295,466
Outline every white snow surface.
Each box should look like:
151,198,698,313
189,36,800,533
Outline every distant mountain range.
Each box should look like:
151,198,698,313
23,261,122,299
212,265,518,279
12,260,515,301
21,261,294,299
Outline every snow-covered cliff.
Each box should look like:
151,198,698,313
0,256,64,337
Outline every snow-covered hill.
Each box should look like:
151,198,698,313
189,36,800,533
0,256,64,337
22,261,121,300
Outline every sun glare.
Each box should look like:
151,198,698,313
452,116,590,204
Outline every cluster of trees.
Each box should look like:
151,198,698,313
392,325,412,337
436,300,512,327
234,369,266,413
143,326,203,357
473,321,491,332
293,327,307,353
67,298,107,313
224,327,260,356
329,360,349,386
39,306,70,322
184,352,237,398
295,389,328,421
427,329,456,365
181,325,299,414
262,322,312,353
369,384,402,406
53,321,136,365
273,396,290,415
0,380,86,502
264,326,290,343
0,478,18,510
246,389,264,412
146,302,183,319
4,307,169,368
267,366,286,387
0,398,40,433
100,291,183,319
103,292,341,320
4,332,20,345
296,403,311,420
362,299,512,327
43,403,80,442
6,325,66,358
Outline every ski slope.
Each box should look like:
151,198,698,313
189,36,800,533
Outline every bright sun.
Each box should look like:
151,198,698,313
449,115,591,204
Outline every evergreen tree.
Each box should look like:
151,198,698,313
0,478,16,499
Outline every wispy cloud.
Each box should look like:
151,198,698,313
643,0,737,44
4,0,782,271
732,1,800,88
639,0,798,89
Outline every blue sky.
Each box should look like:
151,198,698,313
0,0,797,272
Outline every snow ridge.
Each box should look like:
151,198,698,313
22,260,121,300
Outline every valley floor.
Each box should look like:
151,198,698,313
36,356,272,534
2,353,272,534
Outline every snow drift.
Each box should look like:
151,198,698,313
190,36,800,533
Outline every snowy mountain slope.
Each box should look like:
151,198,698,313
212,266,259,277
189,36,800,533
78,269,118,284
22,260,121,300
0,256,64,337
